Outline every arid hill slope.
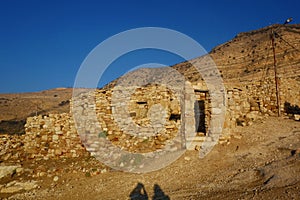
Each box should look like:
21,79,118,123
105,24,300,88
0,88,72,134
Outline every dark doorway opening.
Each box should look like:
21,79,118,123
194,100,206,134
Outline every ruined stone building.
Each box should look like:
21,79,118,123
7,24,299,165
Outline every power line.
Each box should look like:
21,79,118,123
275,32,300,52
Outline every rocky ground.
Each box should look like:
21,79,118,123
0,116,299,200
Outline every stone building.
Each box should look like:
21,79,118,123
20,24,300,161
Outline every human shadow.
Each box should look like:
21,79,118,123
129,183,170,200
152,184,170,200
129,182,148,200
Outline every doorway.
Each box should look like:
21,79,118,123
194,100,206,134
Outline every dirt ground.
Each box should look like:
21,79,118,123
2,116,300,200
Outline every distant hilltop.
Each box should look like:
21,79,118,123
104,24,300,89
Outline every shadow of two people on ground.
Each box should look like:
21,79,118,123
129,182,170,200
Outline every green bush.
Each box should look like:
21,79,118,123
98,131,108,138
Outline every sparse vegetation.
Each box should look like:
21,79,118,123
98,131,108,138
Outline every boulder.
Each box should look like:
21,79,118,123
0,166,19,179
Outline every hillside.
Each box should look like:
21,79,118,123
105,24,300,89
0,88,72,134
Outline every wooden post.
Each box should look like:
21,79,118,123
271,29,281,117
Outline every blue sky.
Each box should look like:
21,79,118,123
0,0,299,93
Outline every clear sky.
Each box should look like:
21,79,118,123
0,0,299,93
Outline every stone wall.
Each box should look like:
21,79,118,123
72,85,184,154
22,113,87,159
20,76,299,158
224,76,300,129
0,112,88,162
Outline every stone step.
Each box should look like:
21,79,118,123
185,136,206,142
185,135,221,150
185,135,206,151
186,141,202,150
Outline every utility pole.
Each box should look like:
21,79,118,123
270,18,293,117
271,29,281,117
